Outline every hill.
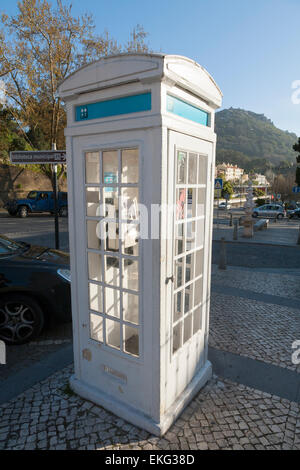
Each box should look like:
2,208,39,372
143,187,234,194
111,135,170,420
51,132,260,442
215,108,298,173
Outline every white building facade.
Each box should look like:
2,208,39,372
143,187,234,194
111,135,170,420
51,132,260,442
217,163,244,181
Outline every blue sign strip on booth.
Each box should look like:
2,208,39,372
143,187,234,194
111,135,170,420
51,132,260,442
75,92,152,122
166,94,209,126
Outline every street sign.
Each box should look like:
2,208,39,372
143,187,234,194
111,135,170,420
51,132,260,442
10,150,66,164
215,189,222,198
214,178,223,190
292,186,300,194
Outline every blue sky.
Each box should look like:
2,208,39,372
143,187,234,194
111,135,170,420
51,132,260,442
1,0,300,135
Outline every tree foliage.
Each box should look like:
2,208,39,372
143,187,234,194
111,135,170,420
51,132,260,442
293,138,300,186
0,0,150,187
0,105,30,163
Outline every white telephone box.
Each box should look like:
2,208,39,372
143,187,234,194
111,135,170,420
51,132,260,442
59,53,222,436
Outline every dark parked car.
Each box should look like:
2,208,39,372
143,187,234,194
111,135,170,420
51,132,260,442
5,190,68,218
288,208,300,219
0,234,71,345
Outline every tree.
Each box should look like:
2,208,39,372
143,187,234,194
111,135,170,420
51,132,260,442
272,173,296,201
0,105,30,163
0,0,150,188
293,138,300,186
222,180,234,200
253,188,265,197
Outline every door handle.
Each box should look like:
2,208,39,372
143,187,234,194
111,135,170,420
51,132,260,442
165,275,174,284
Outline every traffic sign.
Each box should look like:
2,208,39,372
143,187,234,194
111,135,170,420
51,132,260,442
214,178,223,190
10,150,66,164
292,186,300,194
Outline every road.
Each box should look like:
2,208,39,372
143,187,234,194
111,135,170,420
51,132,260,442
0,212,69,251
1,211,300,269
212,240,300,269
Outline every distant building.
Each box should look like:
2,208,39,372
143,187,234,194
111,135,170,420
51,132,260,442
216,163,244,181
253,173,269,185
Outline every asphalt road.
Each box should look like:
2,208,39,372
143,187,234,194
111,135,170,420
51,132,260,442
212,240,300,269
1,211,300,269
0,212,69,251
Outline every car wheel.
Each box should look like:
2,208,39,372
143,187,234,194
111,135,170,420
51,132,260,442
252,212,258,218
277,213,284,219
18,205,28,218
59,207,68,217
0,294,44,345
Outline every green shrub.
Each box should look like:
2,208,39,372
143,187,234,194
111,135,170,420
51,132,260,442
255,198,266,207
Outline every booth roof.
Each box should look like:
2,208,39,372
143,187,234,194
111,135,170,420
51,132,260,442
58,53,222,108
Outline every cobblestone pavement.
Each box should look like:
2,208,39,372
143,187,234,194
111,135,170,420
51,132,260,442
0,366,299,450
211,265,300,300
209,265,300,373
209,292,300,373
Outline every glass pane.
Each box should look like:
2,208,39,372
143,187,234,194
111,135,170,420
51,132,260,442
193,306,202,334
197,154,207,185
186,221,196,252
185,253,195,283
184,283,193,313
89,282,103,313
103,150,118,184
123,292,139,324
175,259,184,289
105,221,119,252
87,220,101,250
175,223,184,256
121,148,139,183
105,287,120,318
106,319,120,350
195,249,204,278
121,187,139,220
124,325,139,356
176,188,186,220
173,323,182,354
194,278,203,306
85,152,100,184
174,291,182,323
197,188,206,217
123,259,139,291
104,256,120,286
104,188,118,219
187,188,197,218
90,313,103,342
86,187,101,217
88,252,102,282
183,313,192,344
122,223,139,256
188,153,197,184
177,151,187,184
196,219,205,248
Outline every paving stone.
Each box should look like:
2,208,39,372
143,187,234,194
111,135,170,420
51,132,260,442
1,266,300,451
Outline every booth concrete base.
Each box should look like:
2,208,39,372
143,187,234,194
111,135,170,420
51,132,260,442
69,360,212,437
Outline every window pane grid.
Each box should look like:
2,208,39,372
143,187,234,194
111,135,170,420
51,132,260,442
173,274,203,296
172,303,203,328
172,149,207,355
174,244,204,261
87,248,139,263
85,148,140,358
